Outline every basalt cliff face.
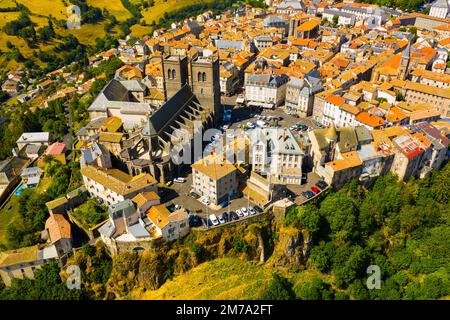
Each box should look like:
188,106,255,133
104,215,308,299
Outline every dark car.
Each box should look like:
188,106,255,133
316,181,328,190
189,215,202,227
189,191,200,199
311,186,320,194
254,206,264,213
303,191,314,199
230,211,239,221
222,212,229,222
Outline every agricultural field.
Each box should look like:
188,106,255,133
0,0,15,9
87,0,132,21
15,0,68,20
140,0,215,25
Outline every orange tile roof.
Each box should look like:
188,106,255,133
385,106,408,123
326,151,362,171
146,205,170,229
45,214,71,242
296,20,320,32
132,191,160,208
412,132,432,148
326,95,346,106
340,103,361,115
355,112,386,128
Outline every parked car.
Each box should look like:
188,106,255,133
246,122,255,129
222,212,229,222
254,206,264,213
190,191,200,199
173,177,186,183
241,207,249,216
201,198,210,206
303,191,314,199
248,207,256,215
217,214,225,224
311,186,320,194
189,215,202,227
230,211,239,221
236,209,244,217
209,214,219,226
316,181,328,190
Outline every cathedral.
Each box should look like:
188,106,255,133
87,54,223,183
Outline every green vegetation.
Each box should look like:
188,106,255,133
72,198,108,229
66,243,113,299
0,262,88,299
357,0,425,12
3,160,71,249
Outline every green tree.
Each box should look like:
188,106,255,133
260,273,296,300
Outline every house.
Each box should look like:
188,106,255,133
131,191,161,215
16,132,50,152
146,205,190,241
98,200,152,254
285,76,322,117
80,165,158,206
192,154,238,206
245,73,289,108
276,0,305,15
39,142,67,166
248,128,304,184
429,0,450,19
0,245,59,286
390,134,425,180
45,214,72,259
20,167,43,188
322,9,356,26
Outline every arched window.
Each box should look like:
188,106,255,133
202,72,206,82
198,71,202,82
167,69,172,79
172,69,176,79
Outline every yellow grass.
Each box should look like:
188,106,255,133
0,0,15,8
135,258,270,300
130,24,153,38
87,0,132,21
16,0,68,20
141,0,215,25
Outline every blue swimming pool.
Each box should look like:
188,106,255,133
14,183,26,196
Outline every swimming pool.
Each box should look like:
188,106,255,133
14,183,26,196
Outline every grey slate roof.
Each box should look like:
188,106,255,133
142,84,195,137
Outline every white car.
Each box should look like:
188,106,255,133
218,215,225,224
248,207,256,215
209,214,219,226
256,120,266,127
201,198,210,206
241,207,249,216
246,122,255,128
227,132,235,139
236,209,244,217
173,177,186,183
174,204,181,210
222,125,229,130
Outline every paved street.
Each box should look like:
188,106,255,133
162,172,259,218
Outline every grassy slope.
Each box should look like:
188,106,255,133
135,258,270,300
0,0,220,71
0,195,21,246
130,0,216,37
